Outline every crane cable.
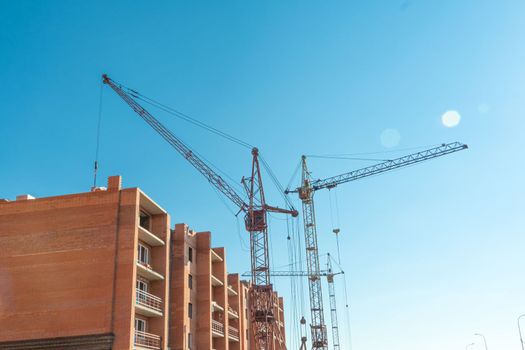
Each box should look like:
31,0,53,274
328,189,343,266
260,155,296,211
111,78,298,212
307,143,442,158
114,80,253,150
331,258,353,350
286,211,307,348
109,79,250,194
286,215,299,349
307,155,389,162
211,186,250,252
292,204,306,333
285,159,302,194
93,80,104,188
126,83,295,212
328,188,352,350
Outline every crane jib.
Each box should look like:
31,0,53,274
312,142,467,191
103,75,249,212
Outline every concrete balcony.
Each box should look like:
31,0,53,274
136,289,163,317
227,307,239,319
138,226,165,247
211,249,223,262
139,191,167,216
227,285,238,296
211,274,223,287
228,326,240,342
212,320,224,338
211,301,224,312
134,330,161,350
136,261,164,281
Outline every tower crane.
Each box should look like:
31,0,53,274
325,253,340,350
285,142,468,350
102,74,298,350
243,256,345,350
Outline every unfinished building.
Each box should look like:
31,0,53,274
0,176,286,350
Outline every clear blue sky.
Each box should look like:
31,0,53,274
1,1,524,349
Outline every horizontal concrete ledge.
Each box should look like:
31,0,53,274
211,274,224,287
0,333,114,350
138,226,165,246
136,303,163,317
211,249,223,262
136,262,165,281
227,285,238,296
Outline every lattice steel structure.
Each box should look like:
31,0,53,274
286,142,467,350
299,156,328,349
103,74,297,350
326,254,340,350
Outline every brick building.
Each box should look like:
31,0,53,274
0,176,286,350
169,224,250,350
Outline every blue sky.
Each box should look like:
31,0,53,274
1,1,524,349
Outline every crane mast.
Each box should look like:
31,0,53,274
300,156,328,349
326,254,340,350
103,74,297,350
243,267,344,350
286,141,467,350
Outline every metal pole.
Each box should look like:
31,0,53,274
518,314,525,350
474,333,488,350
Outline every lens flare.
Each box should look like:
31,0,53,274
441,110,461,128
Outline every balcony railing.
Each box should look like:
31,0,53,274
136,289,163,313
212,320,224,336
228,326,240,341
134,330,161,349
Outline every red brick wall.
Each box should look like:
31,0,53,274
169,223,195,350
196,231,213,350
0,188,136,345
109,189,139,350
0,191,117,340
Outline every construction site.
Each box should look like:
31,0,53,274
1,2,524,350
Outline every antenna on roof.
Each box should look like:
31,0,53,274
93,78,104,189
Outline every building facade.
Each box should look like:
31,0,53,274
0,176,170,349
0,176,285,350
169,223,250,350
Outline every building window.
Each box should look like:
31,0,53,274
188,274,193,289
136,279,148,292
136,279,149,305
139,210,151,230
138,243,150,266
188,302,193,319
187,332,192,350
188,247,193,263
135,318,147,332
